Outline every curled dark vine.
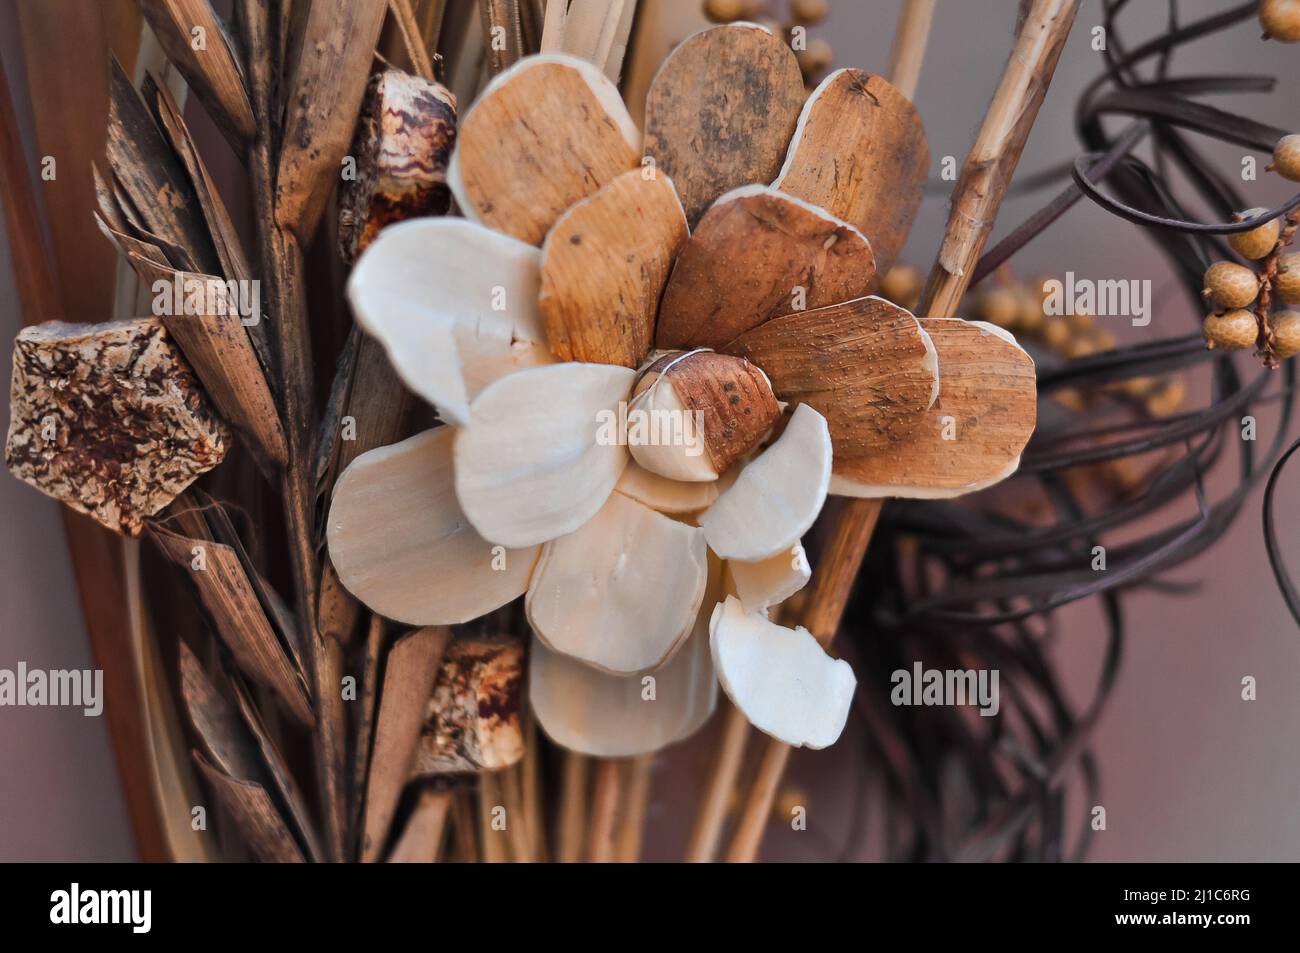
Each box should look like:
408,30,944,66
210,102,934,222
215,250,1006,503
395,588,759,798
835,0,1298,862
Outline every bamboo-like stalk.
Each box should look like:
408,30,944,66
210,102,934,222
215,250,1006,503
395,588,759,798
885,0,935,102
586,758,622,862
724,0,1081,864
615,754,654,862
683,702,749,862
389,0,437,80
556,751,588,863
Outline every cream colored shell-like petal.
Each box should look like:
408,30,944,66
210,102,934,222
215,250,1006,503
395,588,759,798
454,361,635,548
709,596,855,749
700,403,832,561
726,543,811,613
326,428,538,625
346,218,554,425
526,491,708,675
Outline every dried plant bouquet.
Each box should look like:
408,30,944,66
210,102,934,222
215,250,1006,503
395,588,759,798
3,0,1297,864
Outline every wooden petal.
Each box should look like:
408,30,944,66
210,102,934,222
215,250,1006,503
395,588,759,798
540,169,687,366
831,319,1036,498
726,544,811,613
526,492,707,674
454,362,635,547
774,69,928,273
700,404,832,562
450,53,640,244
643,24,804,225
709,596,855,750
529,556,720,756
361,625,451,862
346,218,554,426
193,751,305,863
656,186,876,350
726,295,939,459
614,460,721,514
327,428,538,625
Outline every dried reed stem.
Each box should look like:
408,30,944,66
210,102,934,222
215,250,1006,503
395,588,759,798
389,0,437,80
885,0,935,101
683,702,749,862
724,0,1081,863
556,751,588,862
587,758,622,862
615,754,653,862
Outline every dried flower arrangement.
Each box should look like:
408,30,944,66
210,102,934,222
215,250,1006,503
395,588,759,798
2,0,1296,864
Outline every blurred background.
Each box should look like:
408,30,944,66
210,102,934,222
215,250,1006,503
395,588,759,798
2,0,1298,861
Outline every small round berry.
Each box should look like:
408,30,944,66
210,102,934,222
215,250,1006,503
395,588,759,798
1203,261,1260,309
792,0,830,25
1227,208,1281,260
1121,375,1157,398
1259,0,1300,41
796,38,833,76
1015,287,1045,333
1091,329,1117,352
1146,378,1187,417
1270,135,1300,181
1274,252,1300,304
1066,309,1094,334
1272,311,1300,358
977,287,1020,328
1203,309,1258,350
703,0,746,22
879,263,922,308
1042,317,1071,351
1066,336,1097,360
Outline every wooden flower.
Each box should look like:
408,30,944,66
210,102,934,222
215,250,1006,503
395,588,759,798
327,25,1036,757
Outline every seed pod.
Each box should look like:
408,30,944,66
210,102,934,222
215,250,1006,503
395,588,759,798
976,286,1020,328
879,263,922,309
792,0,830,25
1270,134,1300,181
1275,252,1300,304
1014,286,1045,333
1227,208,1280,260
1203,309,1258,350
629,351,781,480
1042,317,1071,351
1203,261,1260,309
337,70,457,264
1259,0,1300,42
1272,311,1300,359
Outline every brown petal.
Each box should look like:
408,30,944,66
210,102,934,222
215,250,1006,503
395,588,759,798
656,185,876,350
450,54,639,245
638,350,782,476
643,24,805,226
831,319,1036,497
774,69,928,273
725,296,939,460
540,169,688,366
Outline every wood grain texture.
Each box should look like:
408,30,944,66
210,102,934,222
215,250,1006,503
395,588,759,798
540,169,687,366
833,319,1036,495
725,296,937,460
656,185,877,350
194,751,306,863
774,69,928,274
643,23,804,226
453,55,640,244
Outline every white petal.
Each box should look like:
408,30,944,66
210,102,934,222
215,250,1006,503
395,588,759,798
529,588,718,758
709,596,854,749
726,543,811,613
346,218,555,425
526,492,707,674
326,429,538,625
614,460,721,514
700,403,832,560
626,367,719,482
454,362,635,547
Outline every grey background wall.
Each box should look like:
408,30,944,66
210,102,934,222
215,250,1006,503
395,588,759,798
2,0,1297,861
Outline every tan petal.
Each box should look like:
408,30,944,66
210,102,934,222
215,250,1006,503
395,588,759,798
831,319,1036,497
327,429,538,625
709,596,855,749
346,218,553,425
529,555,721,756
540,169,688,366
615,460,721,514
656,186,876,349
454,362,635,547
774,69,928,273
643,23,804,225
526,492,707,674
726,544,811,613
449,54,640,245
725,295,939,460
700,403,832,561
